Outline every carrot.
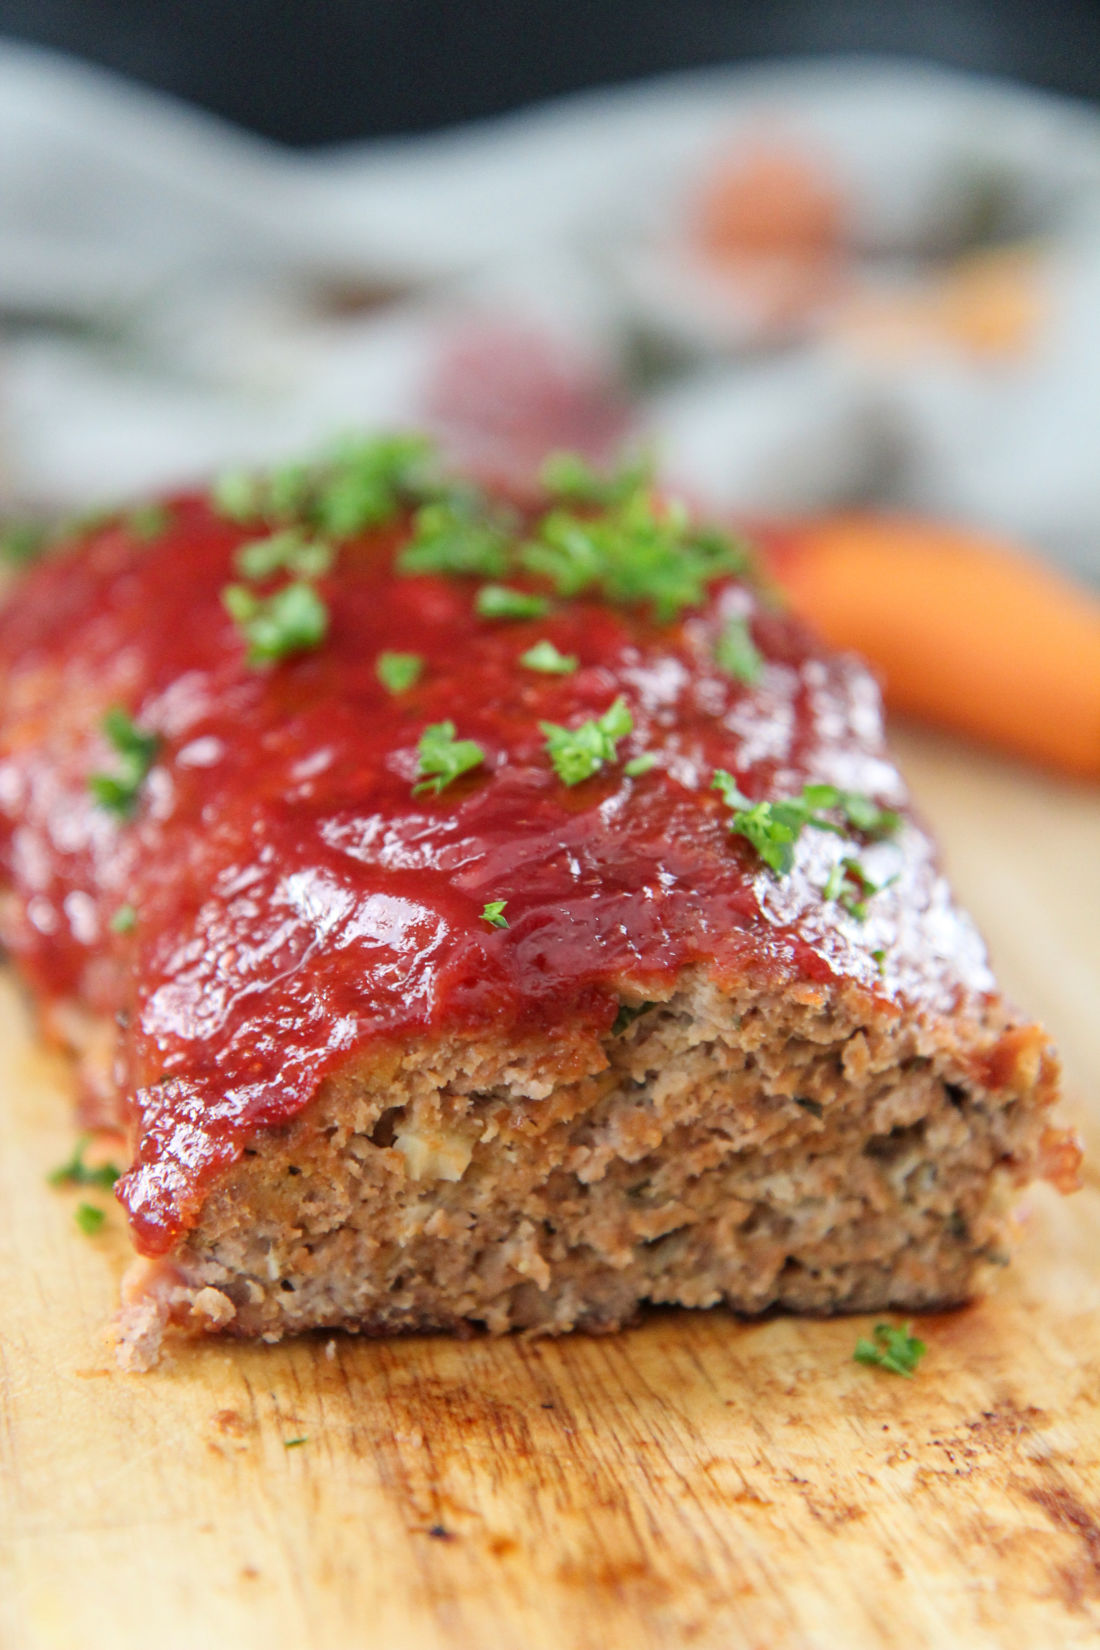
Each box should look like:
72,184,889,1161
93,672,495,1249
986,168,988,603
763,514,1100,779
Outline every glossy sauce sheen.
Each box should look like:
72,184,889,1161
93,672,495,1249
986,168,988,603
0,501,994,1253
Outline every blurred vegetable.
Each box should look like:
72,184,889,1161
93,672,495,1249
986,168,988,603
764,514,1100,779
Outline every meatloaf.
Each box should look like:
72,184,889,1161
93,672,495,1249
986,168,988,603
0,437,1073,1367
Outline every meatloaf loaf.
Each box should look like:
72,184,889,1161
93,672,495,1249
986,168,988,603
0,437,1073,1367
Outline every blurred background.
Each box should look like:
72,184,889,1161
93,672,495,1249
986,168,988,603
1,0,1098,775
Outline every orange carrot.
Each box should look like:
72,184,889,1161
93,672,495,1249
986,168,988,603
763,514,1100,779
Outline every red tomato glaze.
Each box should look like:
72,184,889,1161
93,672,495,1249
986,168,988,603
0,499,994,1253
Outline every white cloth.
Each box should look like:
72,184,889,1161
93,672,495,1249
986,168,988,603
1,43,1098,579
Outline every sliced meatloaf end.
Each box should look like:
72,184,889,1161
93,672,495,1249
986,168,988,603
117,971,1061,1366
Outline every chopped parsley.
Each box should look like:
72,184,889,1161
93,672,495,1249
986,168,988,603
612,1000,657,1035
853,1322,927,1378
0,521,49,565
223,580,329,667
540,450,654,507
283,1436,309,1449
88,709,160,817
413,721,486,795
712,774,901,877
521,490,748,622
48,1136,121,1190
397,498,510,580
714,614,763,685
624,752,658,777
871,947,887,974
234,527,334,582
376,650,424,694
475,584,549,621
211,433,438,537
540,696,633,786
519,640,578,675
126,503,170,543
212,468,265,524
109,903,137,935
481,900,509,929
823,857,895,921
74,1202,107,1236
312,432,437,537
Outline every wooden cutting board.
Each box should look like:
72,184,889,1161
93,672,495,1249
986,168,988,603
2,726,1098,1650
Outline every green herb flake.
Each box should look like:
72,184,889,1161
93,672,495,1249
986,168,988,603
624,752,658,777
234,528,334,582
376,650,424,695
48,1136,121,1191
481,900,509,929
854,1321,927,1378
397,499,510,581
871,948,887,975
713,775,901,878
540,696,633,787
211,469,265,524
312,432,436,537
823,857,896,922
283,1436,309,1449
540,450,654,507
519,640,578,675
714,614,763,685
522,490,750,623
223,580,329,667
88,709,160,817
475,584,550,621
74,1202,106,1236
413,721,486,796
109,903,137,935
127,503,170,543
0,521,50,565
611,1000,657,1036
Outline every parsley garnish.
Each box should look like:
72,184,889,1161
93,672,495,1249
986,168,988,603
74,1202,107,1236
871,947,887,974
312,433,436,537
211,433,438,537
48,1136,121,1190
823,857,895,921
714,614,763,684
519,640,578,675
854,1322,926,1377
376,651,424,694
234,527,334,582
611,1000,657,1035
540,450,654,506
223,580,329,666
522,491,747,622
540,696,633,786
712,774,901,876
397,499,510,580
413,721,486,795
283,1436,309,1449
109,903,137,935
475,584,549,621
0,521,49,565
481,900,509,928
212,469,265,524
127,503,170,543
624,752,657,777
88,709,159,817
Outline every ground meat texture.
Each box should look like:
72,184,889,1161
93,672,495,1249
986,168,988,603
0,458,1073,1366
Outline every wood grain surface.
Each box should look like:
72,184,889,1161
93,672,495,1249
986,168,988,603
2,725,1098,1650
